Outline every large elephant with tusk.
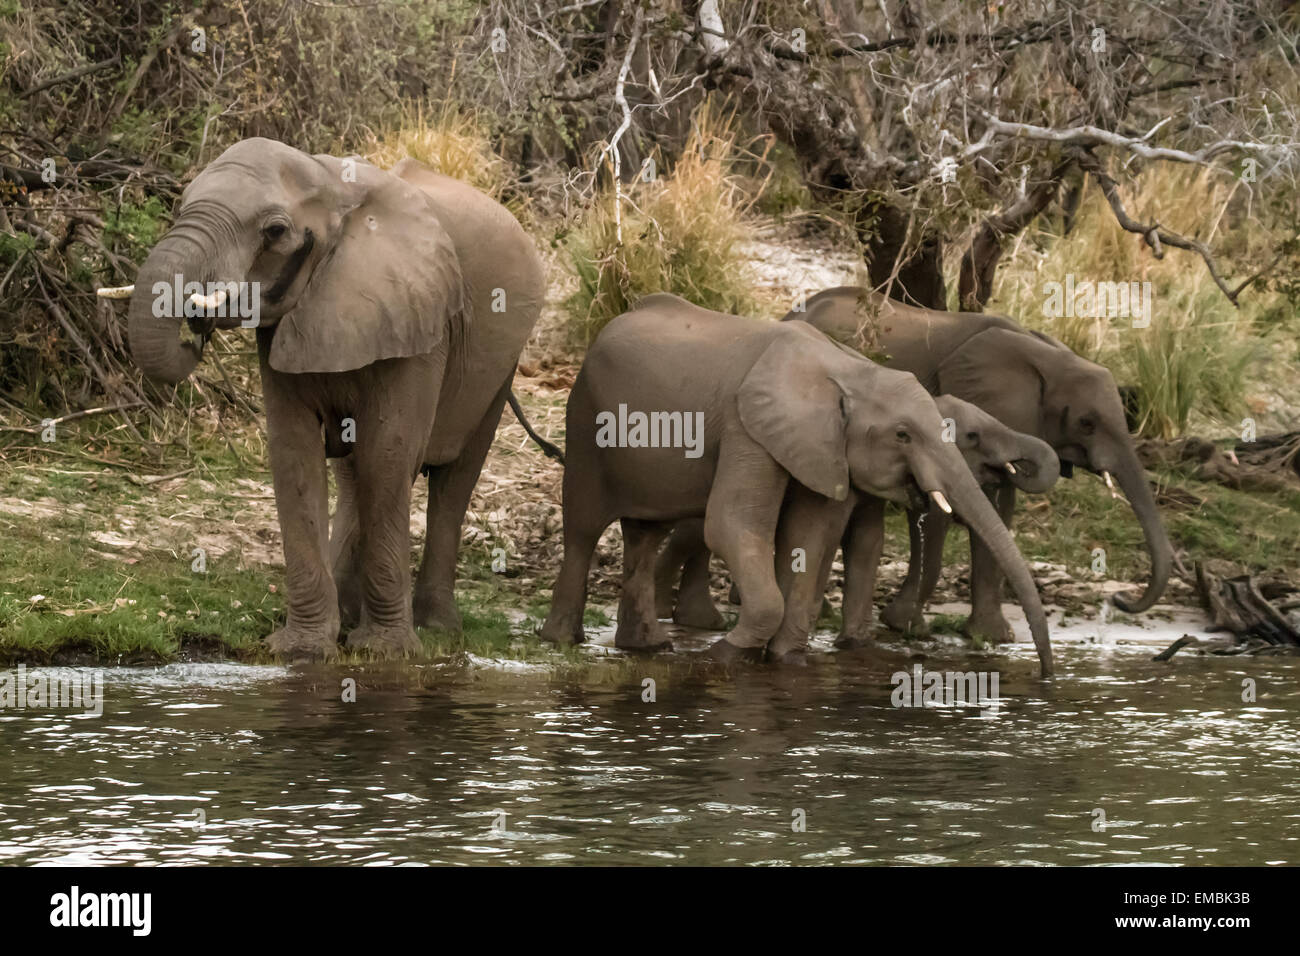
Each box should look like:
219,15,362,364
790,287,1175,643
99,137,545,660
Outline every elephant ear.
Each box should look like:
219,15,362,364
737,325,852,501
935,326,1049,435
269,163,466,374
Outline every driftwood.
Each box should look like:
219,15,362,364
1136,433,1300,494
1194,562,1300,646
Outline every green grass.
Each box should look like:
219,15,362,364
0,518,278,664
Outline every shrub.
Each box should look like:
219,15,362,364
563,103,760,346
986,166,1278,438
363,102,511,200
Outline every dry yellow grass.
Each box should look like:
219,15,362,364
363,102,511,199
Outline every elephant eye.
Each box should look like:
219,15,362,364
263,222,288,242
966,431,979,443
1079,416,1097,434
895,429,911,444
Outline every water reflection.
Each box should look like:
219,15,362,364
1,644,1297,865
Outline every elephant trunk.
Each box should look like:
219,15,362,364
128,247,202,384
942,467,1054,679
126,222,230,382
1009,438,1060,494
1108,449,1173,614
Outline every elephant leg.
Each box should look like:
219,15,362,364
703,436,789,661
663,519,724,629
652,527,683,620
675,544,725,630
540,457,609,646
768,489,853,663
329,456,364,629
965,482,1018,645
615,518,674,651
263,384,339,661
344,361,441,658
881,507,951,635
413,379,509,632
837,495,885,647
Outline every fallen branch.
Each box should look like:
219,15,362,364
1195,562,1300,646
20,56,121,98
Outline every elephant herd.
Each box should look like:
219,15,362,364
99,140,1173,679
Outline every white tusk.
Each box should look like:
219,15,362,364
1005,462,1017,474
190,288,228,310
930,490,953,514
96,285,134,299
1102,470,1123,500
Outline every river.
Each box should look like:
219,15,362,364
2,627,1297,865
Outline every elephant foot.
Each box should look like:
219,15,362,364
880,598,930,636
964,610,1014,645
346,622,423,658
539,613,585,645
266,623,339,662
413,594,462,634
672,598,727,631
704,636,764,664
769,648,808,667
614,616,673,652
834,631,873,650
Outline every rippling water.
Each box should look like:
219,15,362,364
2,636,1298,865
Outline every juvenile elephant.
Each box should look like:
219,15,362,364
538,293,1054,676
100,138,544,660
789,287,1173,644
656,395,1059,646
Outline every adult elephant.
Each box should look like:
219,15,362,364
794,286,1173,642
98,138,544,660
538,293,1054,676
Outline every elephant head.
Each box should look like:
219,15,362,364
100,138,466,382
936,327,1173,613
935,395,1060,494
737,328,1055,676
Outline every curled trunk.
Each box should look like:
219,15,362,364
127,245,203,384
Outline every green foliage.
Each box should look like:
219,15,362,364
101,196,170,261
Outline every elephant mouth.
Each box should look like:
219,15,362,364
903,476,929,513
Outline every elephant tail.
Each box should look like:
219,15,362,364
508,389,565,464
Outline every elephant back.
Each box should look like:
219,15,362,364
394,161,546,464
